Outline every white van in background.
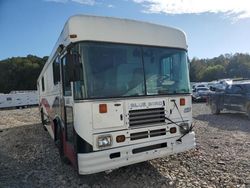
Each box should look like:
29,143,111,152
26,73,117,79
0,90,38,109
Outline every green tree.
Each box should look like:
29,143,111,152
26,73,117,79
201,65,226,81
0,55,47,93
190,53,250,82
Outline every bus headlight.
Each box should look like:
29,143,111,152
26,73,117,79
97,135,112,148
179,123,190,134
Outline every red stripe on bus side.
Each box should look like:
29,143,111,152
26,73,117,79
40,98,77,169
40,98,55,132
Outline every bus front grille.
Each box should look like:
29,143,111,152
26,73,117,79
129,108,166,127
130,128,166,141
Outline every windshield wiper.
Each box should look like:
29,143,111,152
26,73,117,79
176,124,194,142
164,116,181,127
171,99,184,122
165,114,194,142
170,99,193,142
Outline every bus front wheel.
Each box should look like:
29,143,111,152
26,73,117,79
55,123,70,164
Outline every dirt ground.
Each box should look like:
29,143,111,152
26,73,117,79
0,103,249,188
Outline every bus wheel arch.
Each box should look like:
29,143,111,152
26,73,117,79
54,118,70,164
54,118,63,148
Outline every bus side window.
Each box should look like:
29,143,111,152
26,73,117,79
6,97,12,101
53,57,60,85
62,56,72,96
41,77,45,92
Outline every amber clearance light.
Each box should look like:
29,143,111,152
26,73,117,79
180,98,186,106
99,104,107,113
116,135,126,143
170,127,177,134
69,34,77,38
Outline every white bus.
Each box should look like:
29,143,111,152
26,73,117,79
37,15,195,175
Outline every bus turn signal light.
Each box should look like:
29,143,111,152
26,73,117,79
116,135,126,143
99,104,107,113
170,127,177,134
180,98,185,106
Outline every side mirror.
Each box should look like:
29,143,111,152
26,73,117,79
67,53,83,82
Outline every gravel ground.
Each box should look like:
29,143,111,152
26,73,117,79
0,104,249,188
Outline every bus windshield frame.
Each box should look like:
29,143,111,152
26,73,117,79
72,41,191,100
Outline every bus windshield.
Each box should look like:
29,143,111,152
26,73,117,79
73,42,190,99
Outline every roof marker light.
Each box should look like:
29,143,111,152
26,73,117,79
69,34,77,38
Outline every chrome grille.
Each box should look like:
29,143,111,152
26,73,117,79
129,108,165,127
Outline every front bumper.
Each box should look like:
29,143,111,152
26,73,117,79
78,132,195,175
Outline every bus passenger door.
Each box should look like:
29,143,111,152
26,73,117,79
60,55,76,165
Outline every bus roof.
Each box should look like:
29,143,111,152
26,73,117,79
39,15,187,80
65,15,186,47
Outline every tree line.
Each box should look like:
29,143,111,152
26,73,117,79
0,53,249,93
0,55,47,93
190,53,250,82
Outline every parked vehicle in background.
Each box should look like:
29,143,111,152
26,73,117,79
192,82,208,90
0,90,38,109
209,79,232,91
208,80,250,118
192,87,211,102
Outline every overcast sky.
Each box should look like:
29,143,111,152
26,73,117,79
0,0,250,60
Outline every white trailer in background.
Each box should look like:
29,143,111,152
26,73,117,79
37,15,195,175
0,90,38,109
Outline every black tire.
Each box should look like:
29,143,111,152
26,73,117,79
55,122,70,164
40,111,47,131
210,102,220,115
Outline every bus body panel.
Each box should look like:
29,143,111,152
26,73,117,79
73,95,192,150
92,101,125,129
67,15,187,50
